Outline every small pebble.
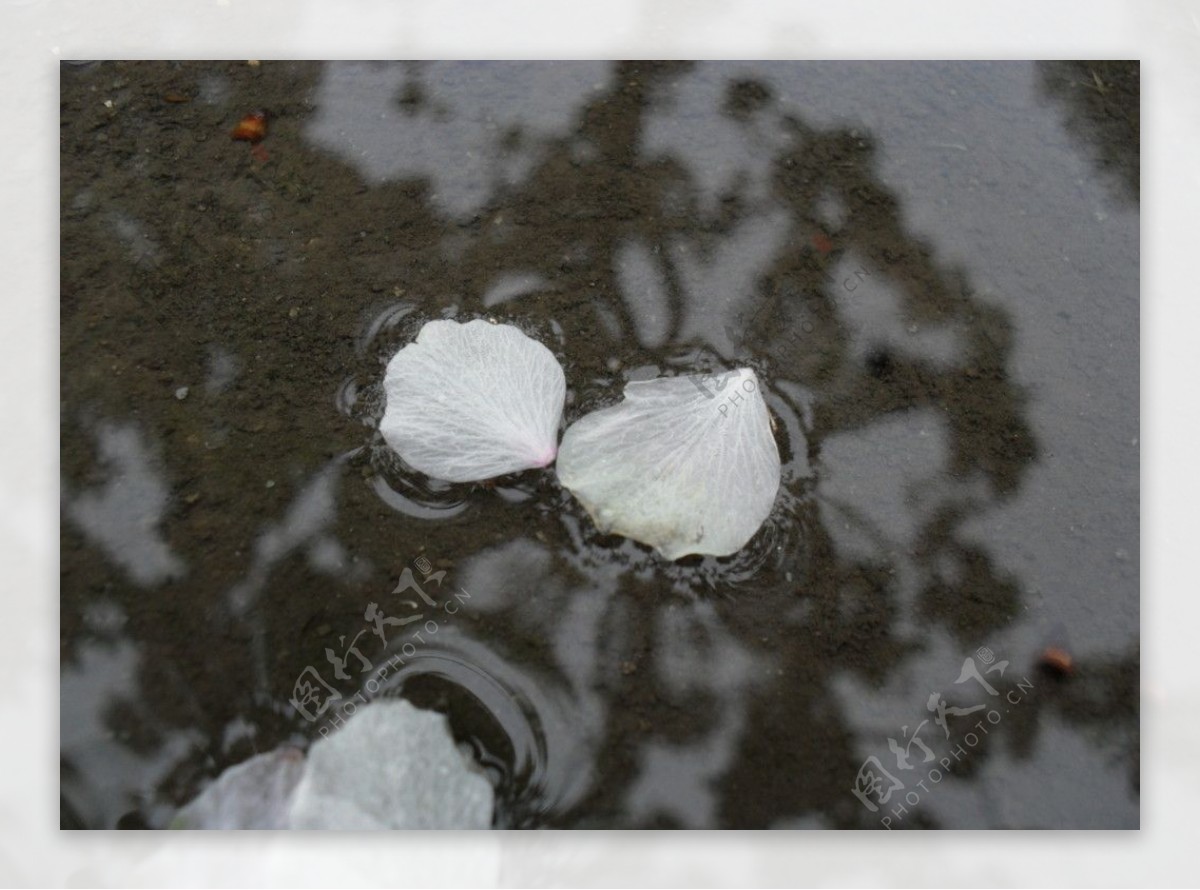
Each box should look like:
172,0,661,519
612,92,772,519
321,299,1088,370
265,479,275,489
1038,647,1074,677
175,386,189,400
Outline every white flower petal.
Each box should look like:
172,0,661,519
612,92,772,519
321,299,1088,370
287,700,494,829
557,369,782,559
172,701,493,830
171,748,306,829
381,319,566,482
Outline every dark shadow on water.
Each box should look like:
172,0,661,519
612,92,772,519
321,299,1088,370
1037,60,1139,205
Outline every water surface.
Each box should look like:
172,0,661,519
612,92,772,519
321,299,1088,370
60,60,1138,829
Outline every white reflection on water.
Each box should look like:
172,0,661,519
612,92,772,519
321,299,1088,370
830,630,1138,828
358,538,622,820
482,271,549,308
625,601,772,827
614,238,670,348
461,536,616,726
640,63,791,214
227,454,363,616
670,210,789,356
817,408,952,562
304,61,611,219
204,345,240,396
388,536,792,825
65,420,186,588
61,639,203,828
106,210,161,269
828,251,964,369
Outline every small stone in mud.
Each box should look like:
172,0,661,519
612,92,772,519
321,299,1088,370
1038,646,1074,677
175,386,189,400
231,111,267,144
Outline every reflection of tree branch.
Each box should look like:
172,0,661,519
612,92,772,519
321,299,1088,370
912,504,1021,641
1038,61,1139,204
1003,647,1139,795
762,117,1038,495
819,494,902,556
61,61,1114,829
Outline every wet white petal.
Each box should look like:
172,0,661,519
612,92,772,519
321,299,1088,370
288,700,494,829
381,319,566,482
172,701,494,829
557,369,782,559
171,748,305,829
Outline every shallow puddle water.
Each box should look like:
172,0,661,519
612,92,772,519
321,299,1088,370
60,61,1138,829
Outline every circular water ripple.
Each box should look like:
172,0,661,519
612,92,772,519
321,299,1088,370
350,302,475,520
356,300,422,358
363,628,599,827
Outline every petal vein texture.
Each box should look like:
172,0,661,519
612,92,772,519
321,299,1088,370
173,700,493,829
557,369,782,559
288,699,494,829
381,319,566,482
